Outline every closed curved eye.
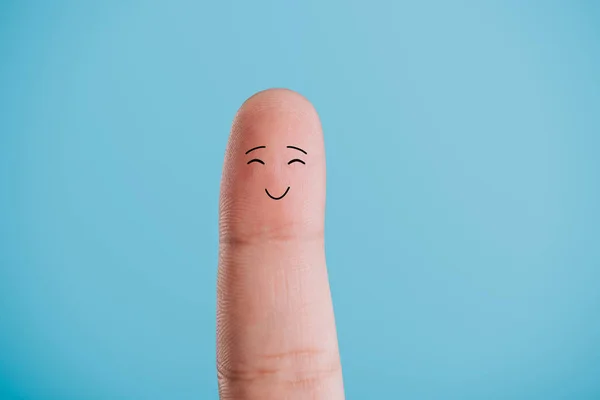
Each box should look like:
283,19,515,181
247,159,265,165
288,159,305,165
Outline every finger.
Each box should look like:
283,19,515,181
217,89,344,399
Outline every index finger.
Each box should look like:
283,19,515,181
217,89,344,399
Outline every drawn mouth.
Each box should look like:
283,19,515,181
265,187,290,200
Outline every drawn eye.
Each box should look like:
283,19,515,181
247,159,265,165
288,159,305,165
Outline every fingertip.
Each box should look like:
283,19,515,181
221,88,326,242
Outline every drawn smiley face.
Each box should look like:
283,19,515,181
245,145,307,200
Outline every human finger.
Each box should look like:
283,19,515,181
217,89,344,399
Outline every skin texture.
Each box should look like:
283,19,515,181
217,89,345,399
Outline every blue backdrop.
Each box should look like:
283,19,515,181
1,1,599,398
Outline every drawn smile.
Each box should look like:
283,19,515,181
245,145,306,201
265,187,290,200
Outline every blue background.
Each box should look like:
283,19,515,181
1,1,599,398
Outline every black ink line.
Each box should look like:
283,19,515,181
288,159,305,165
287,146,307,155
265,187,290,200
245,145,266,154
247,159,265,165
